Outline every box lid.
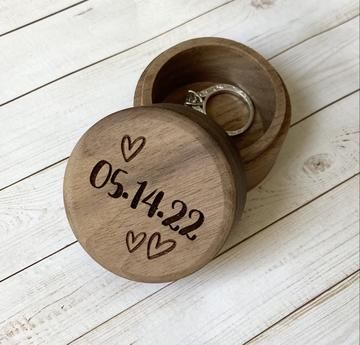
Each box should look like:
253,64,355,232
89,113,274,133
63,104,246,282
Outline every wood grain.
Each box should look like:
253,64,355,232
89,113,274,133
0,0,83,36
0,3,358,344
0,0,227,104
0,93,357,344
64,106,246,282
248,272,359,345
134,37,290,189
272,18,359,122
0,92,357,282
223,92,359,248
0,11,358,190
70,176,359,345
135,38,287,159
0,0,357,105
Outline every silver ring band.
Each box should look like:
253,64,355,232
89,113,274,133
184,83,255,136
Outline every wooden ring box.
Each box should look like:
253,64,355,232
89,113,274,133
64,38,291,283
134,37,291,189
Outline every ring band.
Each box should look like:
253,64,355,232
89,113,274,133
184,83,255,136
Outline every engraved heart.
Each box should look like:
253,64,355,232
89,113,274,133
126,231,146,253
147,232,176,260
121,135,146,162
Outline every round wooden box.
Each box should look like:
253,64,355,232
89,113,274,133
64,105,247,282
134,37,291,189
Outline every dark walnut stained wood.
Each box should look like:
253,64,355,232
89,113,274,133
134,37,291,189
64,106,246,282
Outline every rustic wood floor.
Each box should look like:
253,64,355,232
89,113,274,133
0,1,359,344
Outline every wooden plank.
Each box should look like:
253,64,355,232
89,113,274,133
0,162,74,281
248,272,359,345
0,0,84,36
0,0,228,105
0,12,358,191
0,91,357,281
0,0,357,105
272,18,359,123
0,243,163,345
67,177,360,345
223,91,360,247
0,93,358,344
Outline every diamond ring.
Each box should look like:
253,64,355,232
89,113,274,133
185,83,255,136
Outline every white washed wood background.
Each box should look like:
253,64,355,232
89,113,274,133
0,1,359,344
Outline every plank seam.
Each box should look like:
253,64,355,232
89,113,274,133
291,89,359,128
0,157,68,192
3,173,357,287
0,240,77,284
0,0,235,108
1,171,347,344
0,92,357,285
0,0,89,38
267,13,359,60
1,89,357,194
243,269,360,345
65,174,359,344
1,6,357,109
